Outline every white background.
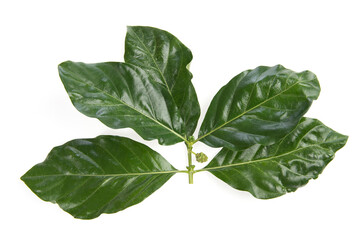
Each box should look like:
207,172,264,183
1,0,359,239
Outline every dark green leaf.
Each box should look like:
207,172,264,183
125,26,200,136
21,136,178,219
200,118,347,199
198,65,320,150
125,26,200,137
58,61,186,145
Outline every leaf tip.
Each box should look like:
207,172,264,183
274,64,285,69
20,174,25,182
126,25,140,34
57,60,72,73
338,133,349,150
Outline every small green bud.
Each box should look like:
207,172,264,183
195,152,208,163
188,136,196,143
186,165,195,171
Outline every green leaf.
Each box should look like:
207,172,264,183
200,118,347,199
125,26,200,137
21,136,179,219
197,65,320,150
59,61,185,145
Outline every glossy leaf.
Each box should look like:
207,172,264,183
198,65,320,150
59,61,185,145
21,136,178,219
125,26,200,137
201,118,347,199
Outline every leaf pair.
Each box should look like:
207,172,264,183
58,26,200,145
21,26,347,219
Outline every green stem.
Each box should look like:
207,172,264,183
186,143,195,184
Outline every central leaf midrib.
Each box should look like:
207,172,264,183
22,170,182,179
197,79,307,142
198,144,327,172
67,75,186,142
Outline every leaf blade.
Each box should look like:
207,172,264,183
21,136,179,219
198,65,321,150
125,26,200,137
58,61,186,145
200,118,347,199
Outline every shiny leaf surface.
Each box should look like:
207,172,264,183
21,136,178,219
201,118,347,199
125,26,200,137
198,65,320,150
59,61,186,145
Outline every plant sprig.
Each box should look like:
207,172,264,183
21,26,347,219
